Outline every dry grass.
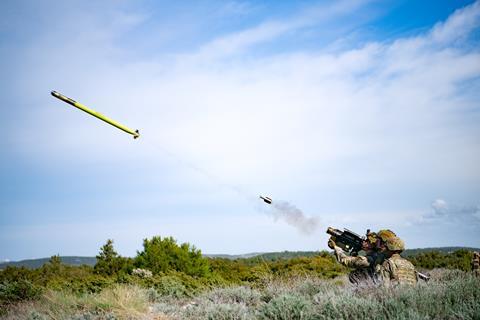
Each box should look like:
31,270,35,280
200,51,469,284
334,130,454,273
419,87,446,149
3,284,149,320
3,269,479,320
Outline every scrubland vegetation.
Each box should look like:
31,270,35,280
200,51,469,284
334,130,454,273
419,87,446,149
1,236,478,319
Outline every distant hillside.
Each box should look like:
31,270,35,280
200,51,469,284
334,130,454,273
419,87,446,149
248,251,322,261
2,247,478,270
204,252,264,259
0,256,96,269
207,251,326,261
402,247,480,257
210,248,480,262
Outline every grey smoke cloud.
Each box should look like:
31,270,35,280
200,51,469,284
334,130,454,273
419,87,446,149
270,200,319,235
427,199,480,222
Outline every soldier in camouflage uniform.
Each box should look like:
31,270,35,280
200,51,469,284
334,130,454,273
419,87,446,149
376,230,417,286
328,231,385,286
472,252,480,277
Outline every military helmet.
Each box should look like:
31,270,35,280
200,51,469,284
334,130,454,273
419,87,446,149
366,231,378,244
385,236,405,251
377,229,397,242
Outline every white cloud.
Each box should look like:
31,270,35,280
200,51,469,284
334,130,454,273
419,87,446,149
14,1,479,188
430,0,480,44
431,199,449,216
194,0,370,60
425,198,480,223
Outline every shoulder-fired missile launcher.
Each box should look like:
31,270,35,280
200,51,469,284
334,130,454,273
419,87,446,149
327,227,364,256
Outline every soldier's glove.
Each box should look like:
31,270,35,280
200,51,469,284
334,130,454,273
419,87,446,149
328,238,336,250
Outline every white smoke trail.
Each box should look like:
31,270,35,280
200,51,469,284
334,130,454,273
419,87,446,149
143,136,320,234
270,200,319,235
143,136,256,201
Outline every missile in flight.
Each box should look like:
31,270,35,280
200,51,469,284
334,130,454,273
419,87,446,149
260,195,272,204
51,90,140,139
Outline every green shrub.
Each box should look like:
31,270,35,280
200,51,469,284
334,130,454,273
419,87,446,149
407,249,474,271
183,301,254,320
70,311,118,320
153,275,188,297
292,277,323,297
258,293,313,320
94,240,133,276
204,286,262,307
0,279,42,313
151,301,183,315
27,311,48,320
135,236,210,277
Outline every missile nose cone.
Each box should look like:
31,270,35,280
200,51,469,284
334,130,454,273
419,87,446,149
50,90,77,106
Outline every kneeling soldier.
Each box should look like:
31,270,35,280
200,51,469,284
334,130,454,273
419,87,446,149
328,231,384,286
472,252,480,277
376,230,417,286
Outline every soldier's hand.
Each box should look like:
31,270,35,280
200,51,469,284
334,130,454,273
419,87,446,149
328,238,336,249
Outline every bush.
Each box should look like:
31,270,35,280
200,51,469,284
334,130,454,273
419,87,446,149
204,286,262,307
183,301,254,320
94,240,132,276
208,254,348,286
70,312,118,320
27,311,48,320
407,249,474,271
153,275,188,298
0,279,42,313
135,236,210,277
132,268,152,278
258,293,313,320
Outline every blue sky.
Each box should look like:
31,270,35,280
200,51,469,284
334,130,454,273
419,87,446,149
1,0,479,261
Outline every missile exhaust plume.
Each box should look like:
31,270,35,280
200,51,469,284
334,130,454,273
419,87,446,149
258,196,319,234
270,200,319,235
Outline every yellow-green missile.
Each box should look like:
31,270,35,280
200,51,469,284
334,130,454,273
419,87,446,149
51,90,140,139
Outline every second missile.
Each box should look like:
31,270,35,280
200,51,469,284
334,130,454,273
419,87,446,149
260,196,272,204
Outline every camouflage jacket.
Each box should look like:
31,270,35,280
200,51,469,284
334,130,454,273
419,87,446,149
333,246,384,269
472,252,480,268
380,253,417,286
333,246,385,286
472,252,480,276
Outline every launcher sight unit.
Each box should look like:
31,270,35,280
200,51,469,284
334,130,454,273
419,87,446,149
326,227,365,256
